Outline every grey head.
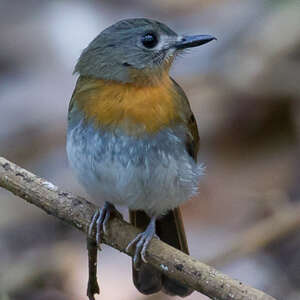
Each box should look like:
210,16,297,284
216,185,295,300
74,18,216,83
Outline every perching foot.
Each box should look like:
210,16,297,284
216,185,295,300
88,202,122,245
126,217,158,268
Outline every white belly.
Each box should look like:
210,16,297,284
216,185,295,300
67,119,203,216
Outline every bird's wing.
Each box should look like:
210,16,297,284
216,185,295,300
171,78,200,162
68,76,89,117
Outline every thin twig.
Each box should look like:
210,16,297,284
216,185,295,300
0,156,276,300
207,202,300,267
87,237,100,300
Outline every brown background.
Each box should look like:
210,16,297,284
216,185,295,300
1,0,300,299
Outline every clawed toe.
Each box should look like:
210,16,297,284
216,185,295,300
126,217,157,268
88,202,120,245
88,210,100,237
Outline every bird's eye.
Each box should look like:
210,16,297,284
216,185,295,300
141,32,158,48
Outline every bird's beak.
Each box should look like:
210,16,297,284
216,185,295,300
174,35,217,49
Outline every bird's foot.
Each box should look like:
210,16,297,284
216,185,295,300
126,217,158,268
88,202,122,245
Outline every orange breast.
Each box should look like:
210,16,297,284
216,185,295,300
74,74,183,135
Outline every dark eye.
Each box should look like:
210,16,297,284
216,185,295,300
141,32,158,48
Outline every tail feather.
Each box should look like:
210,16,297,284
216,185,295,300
129,208,193,297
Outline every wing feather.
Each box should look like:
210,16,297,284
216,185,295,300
171,78,200,162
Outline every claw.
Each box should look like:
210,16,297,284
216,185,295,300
126,217,157,268
88,210,100,237
103,208,111,233
89,202,120,245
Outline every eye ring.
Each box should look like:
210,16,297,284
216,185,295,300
141,32,158,49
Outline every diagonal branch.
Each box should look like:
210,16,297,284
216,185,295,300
0,156,276,300
207,202,300,268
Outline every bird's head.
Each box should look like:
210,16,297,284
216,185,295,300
75,18,216,85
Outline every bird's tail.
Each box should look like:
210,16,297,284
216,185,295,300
129,208,193,297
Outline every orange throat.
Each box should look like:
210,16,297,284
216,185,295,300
74,73,182,135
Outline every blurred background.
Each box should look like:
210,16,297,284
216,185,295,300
1,0,300,299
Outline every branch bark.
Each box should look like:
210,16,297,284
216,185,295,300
0,156,276,300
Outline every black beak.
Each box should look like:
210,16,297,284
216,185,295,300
174,34,216,49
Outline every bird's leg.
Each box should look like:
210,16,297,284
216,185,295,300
126,216,158,268
87,202,122,299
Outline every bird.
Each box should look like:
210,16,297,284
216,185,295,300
66,18,215,298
